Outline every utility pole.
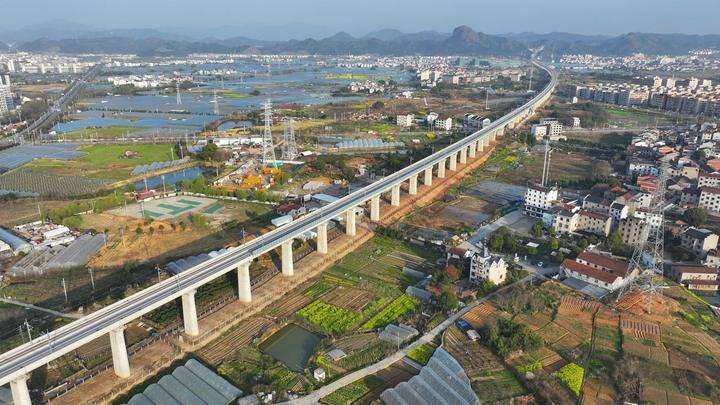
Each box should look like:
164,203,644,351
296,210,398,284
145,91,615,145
24,319,32,341
61,278,68,302
89,268,95,290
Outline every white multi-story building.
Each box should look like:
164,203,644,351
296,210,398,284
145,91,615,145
396,114,415,127
524,184,559,218
539,118,564,136
434,117,452,131
425,112,438,125
698,172,720,188
699,187,720,214
469,246,507,285
530,124,547,139
680,227,719,257
571,117,581,128
0,75,13,115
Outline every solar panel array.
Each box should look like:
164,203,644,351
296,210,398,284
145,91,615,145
167,248,230,275
131,158,188,176
126,359,242,405
335,139,404,150
0,144,82,170
380,348,479,405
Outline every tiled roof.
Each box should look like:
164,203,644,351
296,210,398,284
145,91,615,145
561,259,621,284
578,251,630,276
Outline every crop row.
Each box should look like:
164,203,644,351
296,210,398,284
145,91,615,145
297,299,362,334
361,294,420,330
0,169,109,197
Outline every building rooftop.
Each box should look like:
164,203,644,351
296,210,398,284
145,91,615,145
561,258,622,284
683,227,714,240
672,264,718,275
578,251,630,276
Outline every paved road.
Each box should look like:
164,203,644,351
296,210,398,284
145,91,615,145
289,273,538,404
0,62,556,388
459,209,525,247
0,298,82,319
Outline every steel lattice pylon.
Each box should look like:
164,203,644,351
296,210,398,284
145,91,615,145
616,162,668,313
282,117,298,160
262,99,276,167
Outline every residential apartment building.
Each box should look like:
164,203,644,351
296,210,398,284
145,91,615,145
577,210,612,237
469,247,507,286
619,216,650,247
627,159,659,177
524,184,559,218
561,251,634,291
0,75,13,115
396,114,415,127
434,117,452,131
530,124,547,139
698,187,720,214
698,172,720,188
680,227,719,257
668,264,719,292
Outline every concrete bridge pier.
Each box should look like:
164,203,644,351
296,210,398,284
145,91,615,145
459,147,468,164
346,208,356,236
424,167,433,186
408,174,418,195
391,185,401,206
468,142,476,158
281,241,294,276
316,222,328,254
370,195,380,221
449,153,458,171
182,290,200,336
9,374,32,405
438,158,446,178
109,326,131,378
478,138,485,152
237,261,252,302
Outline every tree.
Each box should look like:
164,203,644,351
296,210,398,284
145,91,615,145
444,265,461,282
549,238,559,250
555,252,565,263
439,288,459,312
683,207,708,227
607,230,622,251
532,221,543,238
490,234,504,251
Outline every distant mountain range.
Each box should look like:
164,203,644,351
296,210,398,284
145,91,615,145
0,41,8,52
4,25,720,57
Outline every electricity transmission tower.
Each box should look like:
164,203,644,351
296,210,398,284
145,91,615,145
616,163,668,313
176,82,182,105
528,63,534,92
282,118,298,160
212,89,220,115
262,99,276,166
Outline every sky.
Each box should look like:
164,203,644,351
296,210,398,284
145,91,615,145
4,0,720,39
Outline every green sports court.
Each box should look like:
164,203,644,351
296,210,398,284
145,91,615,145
110,195,224,219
